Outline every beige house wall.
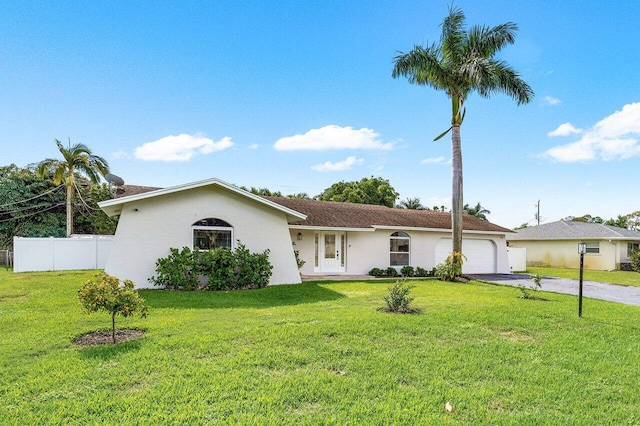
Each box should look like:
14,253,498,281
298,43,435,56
104,186,301,288
507,239,621,271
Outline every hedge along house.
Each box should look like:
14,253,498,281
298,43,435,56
507,220,640,271
99,178,513,288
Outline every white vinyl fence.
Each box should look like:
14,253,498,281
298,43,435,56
507,247,527,272
13,235,113,272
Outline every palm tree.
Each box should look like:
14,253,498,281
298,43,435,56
463,202,491,220
392,6,533,265
398,197,424,210
36,139,109,237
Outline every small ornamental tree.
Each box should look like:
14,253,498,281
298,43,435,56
629,249,640,272
78,272,149,344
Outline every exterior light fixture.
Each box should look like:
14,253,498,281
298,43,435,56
297,232,303,241
578,242,586,317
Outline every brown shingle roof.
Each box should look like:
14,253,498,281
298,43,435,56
115,184,163,198
264,196,512,233
109,184,511,233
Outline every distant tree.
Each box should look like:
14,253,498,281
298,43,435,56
627,211,640,231
569,214,604,224
463,202,491,220
240,186,284,197
0,165,117,249
392,6,533,268
36,139,109,237
605,215,628,229
398,197,424,210
288,193,311,199
514,223,529,230
316,176,399,208
431,205,448,212
0,165,66,248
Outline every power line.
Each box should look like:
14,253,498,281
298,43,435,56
0,202,65,224
0,185,64,208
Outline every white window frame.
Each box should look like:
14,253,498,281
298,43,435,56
192,220,234,251
585,242,600,254
390,231,410,266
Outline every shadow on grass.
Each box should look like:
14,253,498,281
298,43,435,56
75,335,144,360
139,282,346,310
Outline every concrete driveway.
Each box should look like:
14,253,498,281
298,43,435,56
468,274,640,307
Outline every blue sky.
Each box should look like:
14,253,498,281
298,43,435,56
2,0,639,228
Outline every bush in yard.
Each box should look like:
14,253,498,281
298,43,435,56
519,273,543,299
434,252,466,281
415,267,430,277
378,280,420,314
149,247,200,290
400,265,415,277
630,249,640,272
77,272,149,344
385,267,399,277
151,242,273,291
368,267,385,277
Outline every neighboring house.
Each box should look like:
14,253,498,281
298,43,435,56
99,178,513,288
507,220,640,271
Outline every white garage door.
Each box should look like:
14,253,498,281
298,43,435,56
435,238,497,274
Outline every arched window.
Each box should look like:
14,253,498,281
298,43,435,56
192,218,233,250
390,231,410,266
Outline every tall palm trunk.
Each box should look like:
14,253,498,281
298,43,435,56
66,183,73,237
451,124,463,259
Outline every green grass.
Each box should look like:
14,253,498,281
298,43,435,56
2,269,640,424
527,266,640,287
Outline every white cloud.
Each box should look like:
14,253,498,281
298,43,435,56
110,150,129,159
548,122,583,137
420,156,446,165
274,125,393,151
543,95,561,106
543,103,640,162
249,144,259,150
134,134,233,162
311,156,364,172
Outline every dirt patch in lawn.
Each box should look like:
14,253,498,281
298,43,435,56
73,329,145,346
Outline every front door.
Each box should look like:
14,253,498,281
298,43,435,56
317,232,346,273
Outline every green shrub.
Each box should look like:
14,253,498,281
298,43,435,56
519,273,543,299
434,252,465,281
400,265,415,277
385,267,399,277
77,272,149,344
415,267,429,277
378,280,420,313
630,250,640,272
368,267,385,277
149,247,200,290
151,242,273,291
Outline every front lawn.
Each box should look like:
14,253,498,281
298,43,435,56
527,266,640,287
1,269,640,424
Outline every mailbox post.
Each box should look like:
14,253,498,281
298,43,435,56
578,242,586,317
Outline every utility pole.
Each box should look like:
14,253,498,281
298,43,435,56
535,200,540,226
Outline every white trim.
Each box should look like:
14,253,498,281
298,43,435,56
289,225,374,232
98,177,307,221
372,225,510,235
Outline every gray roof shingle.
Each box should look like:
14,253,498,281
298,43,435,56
509,220,640,240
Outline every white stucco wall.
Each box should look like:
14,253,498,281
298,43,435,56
293,228,510,275
105,186,301,288
507,239,620,270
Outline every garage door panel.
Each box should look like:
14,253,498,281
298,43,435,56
435,239,496,273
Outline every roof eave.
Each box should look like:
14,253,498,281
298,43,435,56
97,178,307,220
